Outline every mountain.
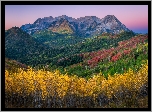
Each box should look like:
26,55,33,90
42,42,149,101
48,18,74,34
74,16,102,37
5,26,85,67
5,27,58,66
20,15,131,37
20,16,55,35
100,15,130,34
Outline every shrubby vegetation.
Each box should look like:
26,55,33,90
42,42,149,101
5,28,135,68
5,61,148,108
58,35,148,78
5,28,148,108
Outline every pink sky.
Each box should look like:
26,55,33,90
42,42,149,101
5,5,148,33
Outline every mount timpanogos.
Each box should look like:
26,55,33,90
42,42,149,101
20,15,131,37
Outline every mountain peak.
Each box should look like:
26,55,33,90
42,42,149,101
20,15,131,36
106,15,115,17
48,17,74,34
7,26,23,34
6,27,32,40
61,15,68,18
55,15,76,22
10,26,20,30
104,15,116,18
55,15,70,19
102,15,119,23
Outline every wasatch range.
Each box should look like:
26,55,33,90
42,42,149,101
20,15,130,37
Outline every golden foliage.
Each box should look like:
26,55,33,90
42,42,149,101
5,60,148,99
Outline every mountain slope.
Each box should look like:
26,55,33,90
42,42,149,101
60,34,148,78
5,26,135,68
48,18,74,34
32,29,84,48
20,16,55,35
100,15,130,34
5,27,58,66
5,58,29,72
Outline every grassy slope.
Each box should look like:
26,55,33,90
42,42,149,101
59,35,148,78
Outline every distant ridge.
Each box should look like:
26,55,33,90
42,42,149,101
20,15,131,37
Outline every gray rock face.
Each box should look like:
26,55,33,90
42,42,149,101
20,16,55,35
100,15,130,34
20,15,131,37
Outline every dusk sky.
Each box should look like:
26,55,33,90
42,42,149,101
5,5,148,33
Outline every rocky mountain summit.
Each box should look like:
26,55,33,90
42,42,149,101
20,15,130,37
